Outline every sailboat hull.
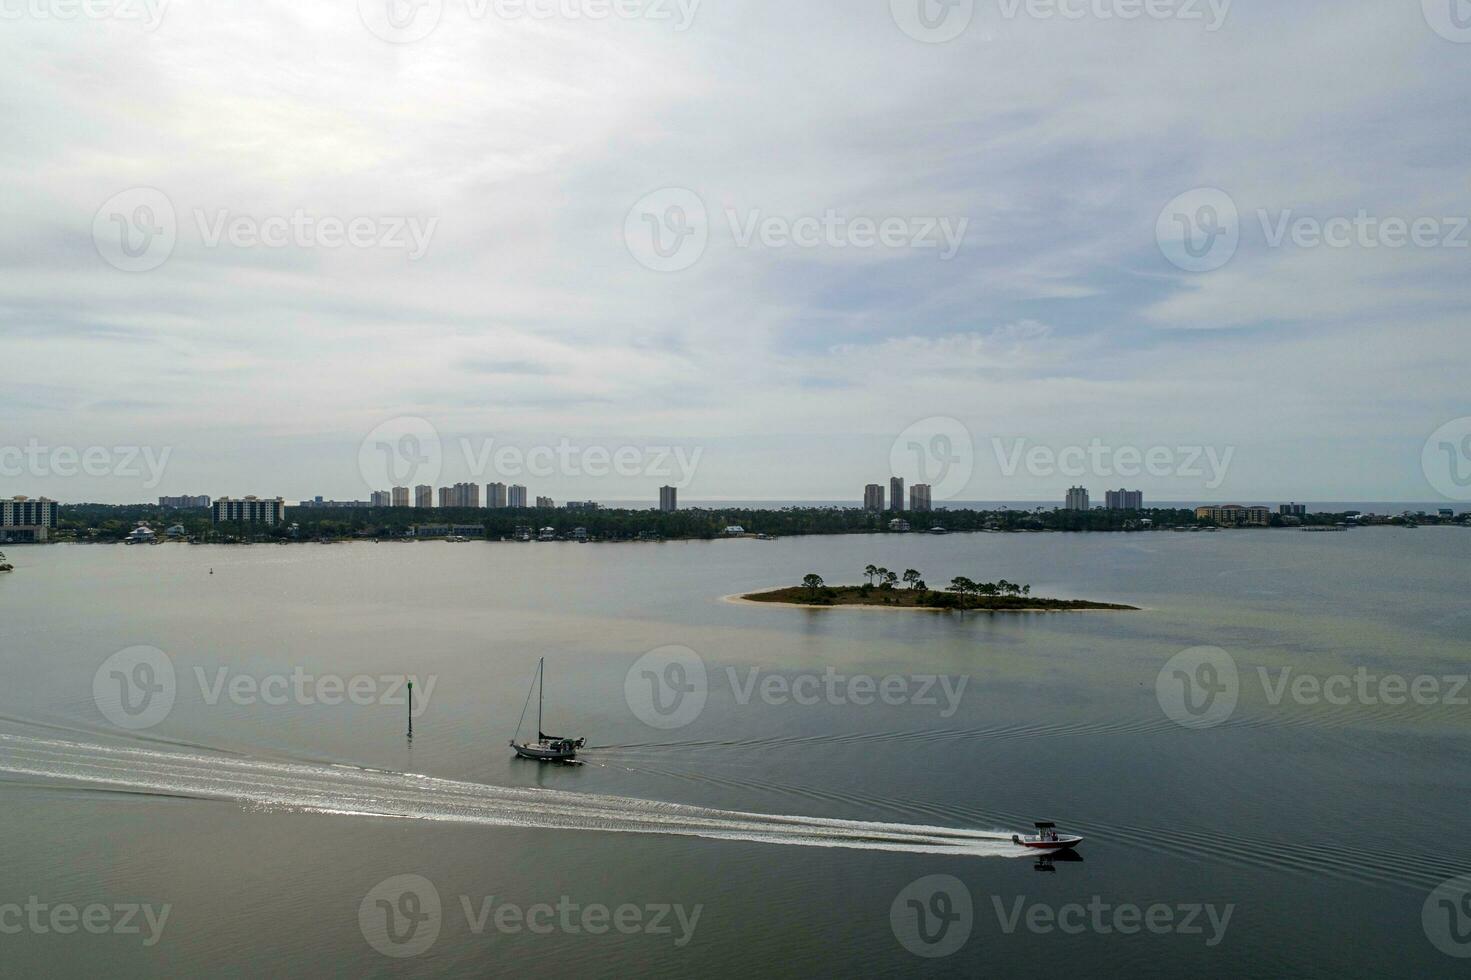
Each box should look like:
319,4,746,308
510,738,585,762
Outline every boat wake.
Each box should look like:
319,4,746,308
0,733,1022,858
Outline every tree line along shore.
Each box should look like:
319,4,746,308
42,503,1418,544
741,567,1136,612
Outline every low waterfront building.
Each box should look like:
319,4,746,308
211,496,286,525
888,518,911,533
158,495,210,509
1280,502,1307,517
1195,504,1271,527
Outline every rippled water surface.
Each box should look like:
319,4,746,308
0,529,1467,976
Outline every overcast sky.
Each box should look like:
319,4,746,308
4,0,1469,505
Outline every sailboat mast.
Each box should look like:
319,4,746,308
537,657,544,736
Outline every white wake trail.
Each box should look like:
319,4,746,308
0,733,1023,857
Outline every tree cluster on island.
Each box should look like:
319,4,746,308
793,567,1043,611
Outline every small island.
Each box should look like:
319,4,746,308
739,567,1137,612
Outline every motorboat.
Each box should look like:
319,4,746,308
1012,821,1083,851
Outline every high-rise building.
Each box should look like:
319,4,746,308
1280,502,1307,517
909,484,933,512
487,483,508,509
212,496,286,525
1,496,57,542
1105,489,1143,510
1065,487,1090,511
508,485,528,508
890,477,905,512
437,483,480,508
864,484,885,512
659,486,678,512
370,490,392,508
415,485,433,508
535,496,554,509
2,496,58,527
158,495,210,509
392,486,410,508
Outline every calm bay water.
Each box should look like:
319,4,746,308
0,528,1468,976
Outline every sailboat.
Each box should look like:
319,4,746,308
510,657,587,762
